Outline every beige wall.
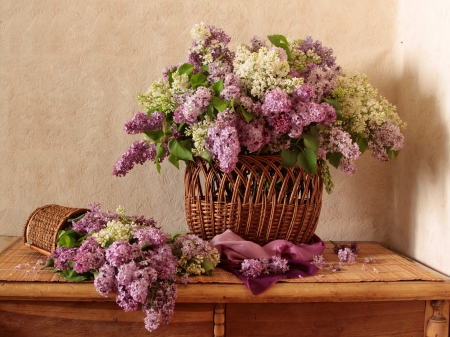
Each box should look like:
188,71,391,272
390,1,450,275
0,1,447,274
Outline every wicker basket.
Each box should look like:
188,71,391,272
23,204,88,256
184,155,323,245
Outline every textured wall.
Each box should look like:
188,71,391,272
390,1,450,275
0,2,401,245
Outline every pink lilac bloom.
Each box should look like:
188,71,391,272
266,256,289,274
321,102,337,124
172,234,212,260
116,287,139,312
113,140,155,177
249,35,266,52
207,60,232,84
367,119,404,162
220,85,241,101
144,308,162,332
124,111,164,134
338,247,357,264
177,87,212,125
130,215,157,228
239,96,262,116
133,227,167,247
73,236,105,273
224,73,241,88
262,88,293,115
51,247,77,270
338,157,357,176
145,245,179,281
162,65,176,82
312,255,327,268
105,241,139,267
72,202,117,234
94,263,117,296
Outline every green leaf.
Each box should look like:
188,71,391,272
211,96,229,112
210,79,224,96
297,152,309,171
178,63,194,76
67,213,85,223
356,137,368,154
168,138,194,161
200,150,212,164
141,242,149,250
393,150,401,158
304,148,318,174
43,258,54,269
206,104,215,119
303,134,320,153
267,34,292,61
147,107,159,115
281,149,298,168
201,259,215,277
171,231,189,241
59,269,94,282
323,98,343,111
387,148,393,160
104,238,114,248
190,73,208,89
56,230,82,248
155,160,161,173
144,129,164,142
241,107,255,123
202,64,209,72
168,70,174,87
310,125,320,136
180,139,193,152
326,152,343,169
168,153,179,169
156,143,166,159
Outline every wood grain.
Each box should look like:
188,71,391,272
2,281,450,303
226,301,426,337
0,301,214,337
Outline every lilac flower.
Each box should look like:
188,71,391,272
94,263,117,296
220,85,241,101
162,65,176,82
312,255,327,268
338,247,357,264
51,247,77,270
367,119,405,162
262,88,292,115
73,236,105,273
299,36,336,70
302,65,340,102
292,85,314,103
133,227,167,247
240,259,264,278
236,117,269,153
124,111,164,134
175,87,212,125
328,127,361,160
72,202,117,235
205,110,241,173
267,256,289,274
144,308,161,332
113,140,155,177
116,287,139,312
249,36,266,52
338,157,357,176
105,241,139,267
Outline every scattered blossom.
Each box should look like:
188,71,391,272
240,256,289,278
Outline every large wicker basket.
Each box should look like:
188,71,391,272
184,155,323,245
23,204,88,256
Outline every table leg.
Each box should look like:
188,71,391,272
214,303,225,337
425,300,449,337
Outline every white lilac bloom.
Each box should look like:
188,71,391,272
137,79,177,113
93,220,136,247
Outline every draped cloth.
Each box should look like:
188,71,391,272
209,230,326,295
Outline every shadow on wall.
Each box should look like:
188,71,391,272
391,57,449,255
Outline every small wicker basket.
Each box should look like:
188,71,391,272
184,155,323,245
23,204,88,256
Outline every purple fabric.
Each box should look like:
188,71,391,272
209,230,326,295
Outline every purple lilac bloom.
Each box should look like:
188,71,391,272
262,88,292,115
224,73,241,87
72,202,117,235
51,247,77,270
116,287,139,312
146,245,178,281
321,102,337,124
367,120,404,162
249,36,266,52
338,247,357,264
292,85,314,103
151,282,178,324
130,215,157,228
113,140,155,177
105,241,138,267
144,308,161,332
207,60,232,84
303,65,341,103
267,256,289,274
133,227,167,247
73,236,105,273
236,117,270,153
300,36,336,70
328,127,361,160
312,255,327,268
240,259,265,278
205,117,241,173
220,85,241,101
94,263,117,296
162,65,176,82
123,111,164,134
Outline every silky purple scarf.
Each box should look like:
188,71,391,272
210,230,325,295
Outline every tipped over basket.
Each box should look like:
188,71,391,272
23,204,87,256
184,155,323,245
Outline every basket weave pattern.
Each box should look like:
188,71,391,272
184,155,323,245
23,204,87,255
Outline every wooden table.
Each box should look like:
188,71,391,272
1,243,450,336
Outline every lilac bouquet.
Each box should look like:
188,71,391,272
45,203,215,333
114,23,405,193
